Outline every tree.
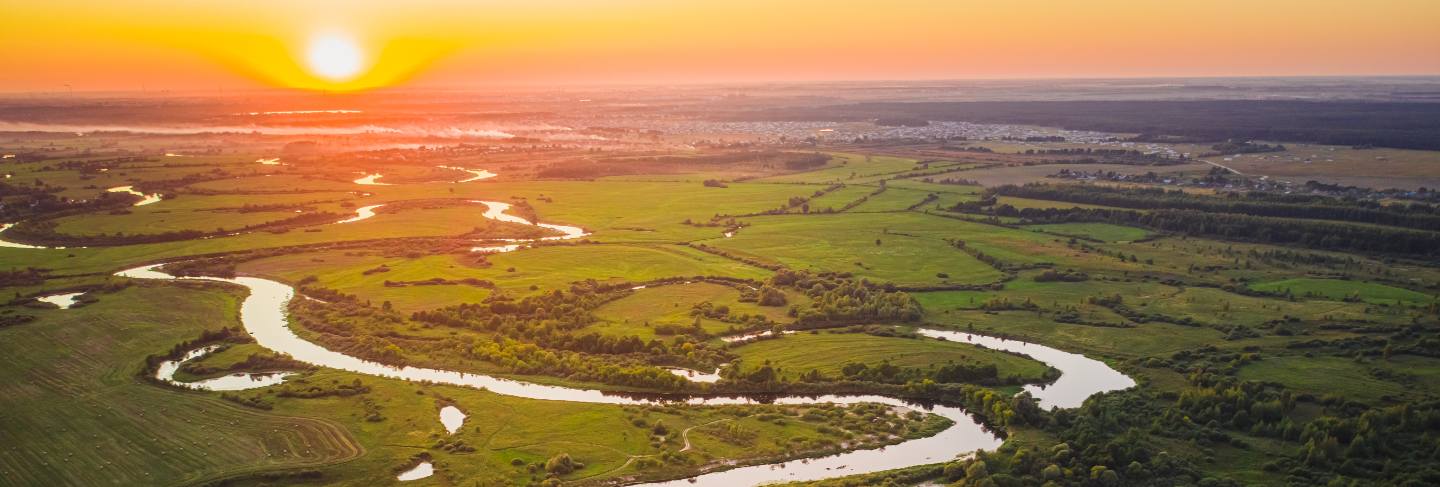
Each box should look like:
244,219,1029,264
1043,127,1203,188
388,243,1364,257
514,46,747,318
758,286,787,307
545,453,583,475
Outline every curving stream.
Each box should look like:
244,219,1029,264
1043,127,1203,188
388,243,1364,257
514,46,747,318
437,166,497,183
468,200,589,253
153,345,294,391
0,223,64,249
107,185,162,206
112,194,1134,485
336,204,385,224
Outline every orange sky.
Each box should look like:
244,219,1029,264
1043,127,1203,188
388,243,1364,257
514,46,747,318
2,0,1437,92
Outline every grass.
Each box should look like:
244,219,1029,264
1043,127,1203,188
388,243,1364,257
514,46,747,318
847,188,942,212
1143,286,1386,328
729,330,1052,382
704,212,1007,286
799,185,879,213
1024,222,1151,242
1236,355,1410,403
882,179,982,197
49,192,362,236
995,196,1127,211
588,282,806,340
749,153,925,184
1248,278,1436,305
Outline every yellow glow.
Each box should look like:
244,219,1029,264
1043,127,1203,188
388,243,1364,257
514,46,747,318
0,1,1437,92
306,32,365,82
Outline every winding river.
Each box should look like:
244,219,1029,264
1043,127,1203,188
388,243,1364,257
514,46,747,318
437,166,497,183
108,188,1133,485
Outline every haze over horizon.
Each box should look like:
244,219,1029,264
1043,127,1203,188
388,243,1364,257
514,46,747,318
4,0,1438,93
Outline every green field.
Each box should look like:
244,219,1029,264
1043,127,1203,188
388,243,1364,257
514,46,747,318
750,153,926,184
1236,355,1423,403
729,330,1052,382
1249,278,1436,305
589,282,806,339
704,212,1007,286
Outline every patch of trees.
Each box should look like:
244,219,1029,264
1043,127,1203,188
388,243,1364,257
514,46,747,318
757,286,787,306
0,183,137,222
991,183,1440,233
1018,206,1440,258
770,270,922,327
826,358,1025,386
382,277,494,288
1018,148,1187,165
275,377,372,399
0,267,47,287
0,313,36,328
1204,139,1286,156
937,145,996,153
179,351,310,378
921,176,981,186
1034,269,1089,282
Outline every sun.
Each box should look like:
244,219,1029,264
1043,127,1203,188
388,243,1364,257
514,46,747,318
305,31,365,82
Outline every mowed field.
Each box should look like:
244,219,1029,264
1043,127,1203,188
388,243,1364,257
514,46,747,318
0,285,362,486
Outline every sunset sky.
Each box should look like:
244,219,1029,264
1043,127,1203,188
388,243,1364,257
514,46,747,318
2,0,1438,93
